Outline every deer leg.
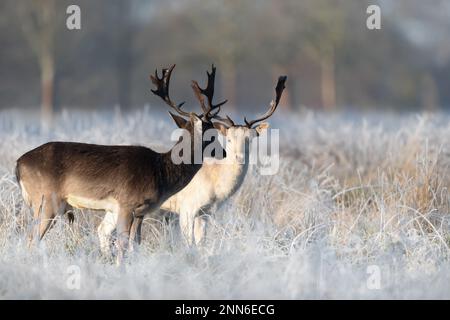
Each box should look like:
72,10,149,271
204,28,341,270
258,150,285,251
28,200,42,247
129,203,157,252
179,210,195,247
29,193,65,247
129,216,143,252
98,210,118,256
65,204,75,224
115,208,133,265
193,213,208,246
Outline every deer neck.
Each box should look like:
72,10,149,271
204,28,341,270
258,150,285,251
214,145,250,198
161,141,203,196
223,160,249,191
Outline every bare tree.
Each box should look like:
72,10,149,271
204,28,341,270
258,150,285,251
16,0,57,124
292,0,344,110
114,0,134,109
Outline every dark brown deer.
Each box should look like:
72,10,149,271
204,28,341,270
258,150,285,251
122,76,287,249
15,65,226,264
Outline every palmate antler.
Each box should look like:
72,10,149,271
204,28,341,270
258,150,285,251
191,64,228,121
214,75,287,128
150,64,191,117
244,76,287,128
151,64,228,121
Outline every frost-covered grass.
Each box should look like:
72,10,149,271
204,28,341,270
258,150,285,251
1,107,450,299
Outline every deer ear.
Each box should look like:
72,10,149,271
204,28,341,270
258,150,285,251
213,122,228,136
255,122,269,135
169,112,188,128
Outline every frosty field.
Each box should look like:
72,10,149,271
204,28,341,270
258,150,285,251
1,108,450,299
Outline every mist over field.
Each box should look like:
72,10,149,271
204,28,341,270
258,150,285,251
1,109,450,299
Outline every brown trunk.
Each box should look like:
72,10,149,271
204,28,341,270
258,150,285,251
40,53,54,126
320,51,336,110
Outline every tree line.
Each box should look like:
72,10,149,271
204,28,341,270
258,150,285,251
1,0,449,120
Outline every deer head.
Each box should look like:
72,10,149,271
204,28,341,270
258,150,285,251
212,76,287,163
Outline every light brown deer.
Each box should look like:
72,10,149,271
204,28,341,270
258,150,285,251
15,65,226,263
